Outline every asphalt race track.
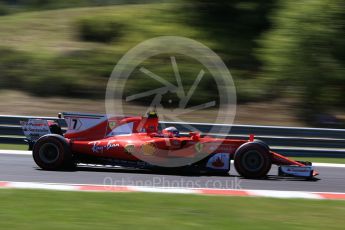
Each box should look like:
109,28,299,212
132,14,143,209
1,153,344,193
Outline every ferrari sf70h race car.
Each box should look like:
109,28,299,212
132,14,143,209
22,112,318,179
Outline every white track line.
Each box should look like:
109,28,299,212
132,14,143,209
9,181,78,191
313,163,345,168
0,150,31,155
246,189,322,199
0,181,345,200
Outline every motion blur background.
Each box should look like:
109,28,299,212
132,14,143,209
0,0,344,127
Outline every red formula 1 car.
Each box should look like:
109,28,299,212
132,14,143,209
22,112,318,179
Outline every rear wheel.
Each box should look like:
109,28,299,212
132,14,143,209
33,134,74,170
234,142,272,179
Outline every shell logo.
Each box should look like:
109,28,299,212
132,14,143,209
141,143,156,156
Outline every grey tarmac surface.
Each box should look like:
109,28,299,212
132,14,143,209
0,154,344,193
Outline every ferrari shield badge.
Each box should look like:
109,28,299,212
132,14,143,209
109,121,117,130
194,142,203,153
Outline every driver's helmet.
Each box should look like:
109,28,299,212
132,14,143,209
162,126,180,137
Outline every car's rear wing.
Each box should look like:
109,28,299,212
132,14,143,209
21,119,52,142
21,119,55,150
21,112,159,145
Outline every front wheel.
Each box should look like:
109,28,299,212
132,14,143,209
33,134,74,170
234,142,272,179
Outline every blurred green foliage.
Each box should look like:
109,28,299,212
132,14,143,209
185,0,345,124
0,47,108,98
0,48,32,90
0,2,9,15
185,0,275,67
0,0,165,13
123,54,220,108
181,0,278,103
77,17,124,43
256,0,345,121
0,0,344,124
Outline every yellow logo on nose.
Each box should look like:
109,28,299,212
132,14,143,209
141,143,156,156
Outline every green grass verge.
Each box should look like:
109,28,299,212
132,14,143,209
292,157,345,164
0,3,217,101
0,143,27,151
0,189,344,230
0,4,198,56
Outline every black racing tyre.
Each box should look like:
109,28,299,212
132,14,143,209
252,140,270,151
234,142,272,179
33,134,73,170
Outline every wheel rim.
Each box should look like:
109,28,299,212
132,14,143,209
241,150,264,172
39,143,60,164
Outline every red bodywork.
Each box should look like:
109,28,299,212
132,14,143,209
62,114,316,174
